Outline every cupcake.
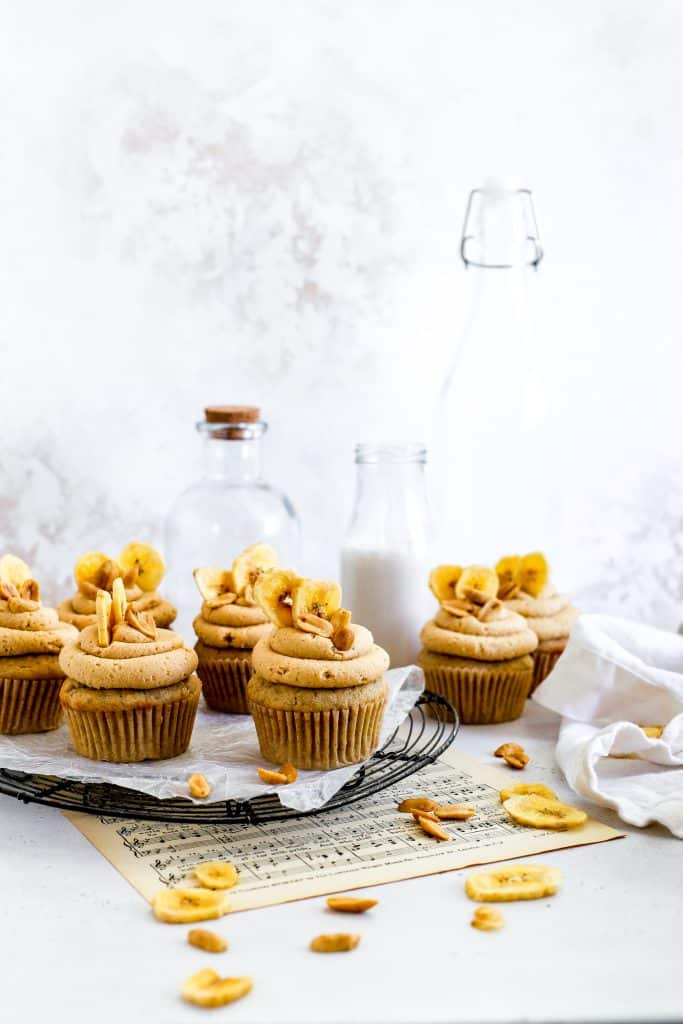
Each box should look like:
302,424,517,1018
247,572,390,770
495,552,578,693
192,543,278,714
0,554,78,734
59,579,199,761
58,543,176,631
417,564,538,724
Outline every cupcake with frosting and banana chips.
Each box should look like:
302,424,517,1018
58,543,176,631
418,564,537,724
495,552,578,692
247,572,389,770
192,543,277,714
59,578,199,762
0,553,78,734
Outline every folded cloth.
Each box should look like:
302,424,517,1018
533,614,683,838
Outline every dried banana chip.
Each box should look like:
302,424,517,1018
232,543,278,597
152,887,231,924
119,542,166,592
503,794,587,830
429,565,463,603
253,568,300,626
499,783,558,803
182,969,252,1008
193,862,239,891
517,552,549,597
455,565,498,601
465,864,561,902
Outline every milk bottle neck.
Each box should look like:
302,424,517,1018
348,445,429,550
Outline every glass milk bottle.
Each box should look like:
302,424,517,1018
434,180,562,566
165,406,300,636
341,444,433,668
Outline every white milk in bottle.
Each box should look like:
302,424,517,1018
341,444,433,668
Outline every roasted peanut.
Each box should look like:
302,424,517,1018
327,896,377,914
494,742,529,770
417,816,450,841
187,928,228,953
188,773,211,799
279,763,298,783
310,933,360,953
471,906,505,931
435,804,476,820
257,767,290,785
398,797,439,813
411,808,440,823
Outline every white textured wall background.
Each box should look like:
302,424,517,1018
2,0,683,626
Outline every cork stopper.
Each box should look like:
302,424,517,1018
204,406,260,424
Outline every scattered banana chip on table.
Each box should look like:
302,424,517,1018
193,861,239,890
466,864,561,902
187,928,228,953
499,782,557,803
310,933,360,953
471,906,505,931
503,794,587,830
152,888,231,924
327,896,377,914
182,969,252,1008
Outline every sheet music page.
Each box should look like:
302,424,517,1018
64,747,623,910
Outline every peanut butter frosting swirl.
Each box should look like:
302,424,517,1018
192,600,270,651
59,624,198,690
0,598,78,657
421,606,537,662
58,589,176,630
504,592,578,642
252,625,389,689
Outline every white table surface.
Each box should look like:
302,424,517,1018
1,701,681,1024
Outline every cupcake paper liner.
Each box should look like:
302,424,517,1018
0,676,64,735
418,653,533,724
530,645,566,694
249,688,388,771
62,681,200,762
196,651,252,714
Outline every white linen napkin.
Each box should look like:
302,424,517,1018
533,614,683,837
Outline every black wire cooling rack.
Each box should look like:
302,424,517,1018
0,691,457,824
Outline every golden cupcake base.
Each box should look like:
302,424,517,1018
247,676,388,770
194,642,252,714
417,650,534,724
530,642,566,694
61,676,201,762
0,675,64,734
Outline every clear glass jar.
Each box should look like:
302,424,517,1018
341,443,433,668
165,406,300,635
434,180,563,564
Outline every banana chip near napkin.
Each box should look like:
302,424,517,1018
533,614,683,838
